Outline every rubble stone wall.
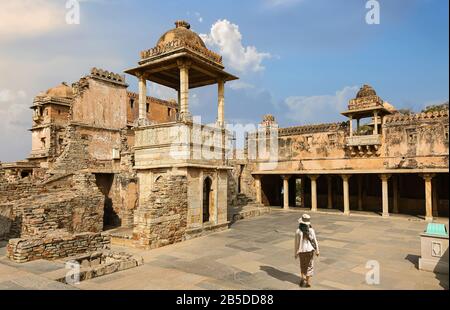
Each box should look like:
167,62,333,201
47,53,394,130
7,231,111,263
133,174,188,249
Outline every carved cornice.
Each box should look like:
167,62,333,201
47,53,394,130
278,122,346,137
140,39,223,65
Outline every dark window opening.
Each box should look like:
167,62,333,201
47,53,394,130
203,177,212,223
130,99,134,109
146,103,150,113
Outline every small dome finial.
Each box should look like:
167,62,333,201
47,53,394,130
175,20,190,29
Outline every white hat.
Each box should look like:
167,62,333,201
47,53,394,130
298,214,311,226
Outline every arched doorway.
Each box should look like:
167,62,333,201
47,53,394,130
203,177,213,223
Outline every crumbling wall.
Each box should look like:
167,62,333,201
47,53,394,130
383,110,449,169
133,175,188,249
7,231,110,263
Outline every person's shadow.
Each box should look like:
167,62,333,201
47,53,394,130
260,266,299,285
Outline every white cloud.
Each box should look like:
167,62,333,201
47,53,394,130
265,0,304,8
0,0,66,42
0,89,31,162
227,81,255,90
200,20,271,73
284,86,358,124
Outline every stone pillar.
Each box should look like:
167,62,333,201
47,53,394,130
357,175,363,211
217,80,225,127
282,175,290,210
327,176,333,209
178,60,192,122
379,174,391,218
422,174,435,222
342,175,351,215
255,175,262,204
309,175,319,212
138,74,147,122
349,116,353,137
374,111,379,135
393,175,399,214
177,90,181,120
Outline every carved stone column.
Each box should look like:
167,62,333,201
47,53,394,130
217,79,225,127
379,174,391,218
138,73,148,125
342,175,351,215
282,175,290,210
178,60,192,122
374,111,379,135
422,174,435,222
309,175,319,212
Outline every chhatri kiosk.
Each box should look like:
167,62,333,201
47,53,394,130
125,21,238,248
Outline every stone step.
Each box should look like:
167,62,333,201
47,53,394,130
228,204,271,223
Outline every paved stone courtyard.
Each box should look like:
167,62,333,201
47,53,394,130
0,210,448,290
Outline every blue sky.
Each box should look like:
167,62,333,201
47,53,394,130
0,0,448,161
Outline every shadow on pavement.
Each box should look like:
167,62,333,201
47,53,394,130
260,265,299,286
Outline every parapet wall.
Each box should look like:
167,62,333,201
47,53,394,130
7,231,110,263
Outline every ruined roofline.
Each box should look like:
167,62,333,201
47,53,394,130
89,67,128,87
127,91,178,108
385,109,449,124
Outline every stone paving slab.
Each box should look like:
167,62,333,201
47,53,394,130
0,210,448,290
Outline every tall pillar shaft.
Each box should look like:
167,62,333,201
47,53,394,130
342,175,350,215
309,175,318,212
217,80,225,127
138,75,147,121
422,174,435,222
349,116,353,137
283,176,290,210
327,176,333,209
374,111,379,135
178,61,191,121
380,174,391,218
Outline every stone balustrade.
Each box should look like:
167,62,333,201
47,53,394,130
346,134,381,146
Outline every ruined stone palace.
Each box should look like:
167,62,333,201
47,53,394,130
0,21,448,263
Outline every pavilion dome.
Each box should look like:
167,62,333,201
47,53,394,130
156,20,206,49
356,84,377,98
45,82,73,98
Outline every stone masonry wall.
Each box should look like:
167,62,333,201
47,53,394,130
133,175,188,249
7,231,110,263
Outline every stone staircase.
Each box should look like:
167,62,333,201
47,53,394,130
228,193,271,223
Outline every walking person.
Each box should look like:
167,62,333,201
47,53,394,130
294,214,320,288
